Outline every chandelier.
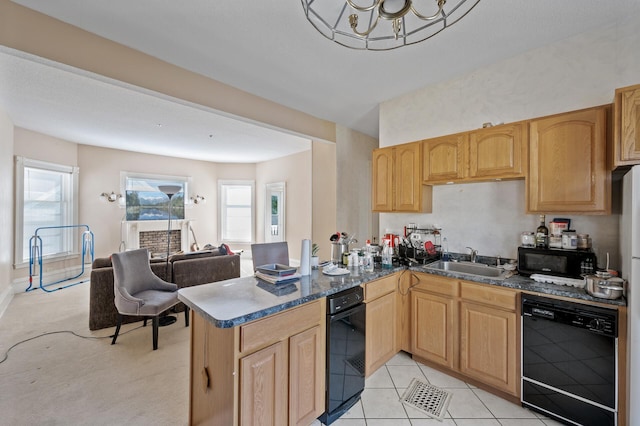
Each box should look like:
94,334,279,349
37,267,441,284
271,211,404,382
301,0,481,50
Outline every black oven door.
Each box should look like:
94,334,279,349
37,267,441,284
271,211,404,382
522,298,617,426
323,303,366,424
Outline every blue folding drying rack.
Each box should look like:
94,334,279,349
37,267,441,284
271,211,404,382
26,224,95,293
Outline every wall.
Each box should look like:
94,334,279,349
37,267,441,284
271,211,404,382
0,109,13,315
256,149,313,262
336,125,379,247
78,144,256,258
312,140,337,261
378,14,640,269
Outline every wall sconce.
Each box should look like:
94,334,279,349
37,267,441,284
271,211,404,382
100,191,123,203
190,194,206,205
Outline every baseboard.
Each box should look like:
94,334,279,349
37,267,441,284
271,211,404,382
0,285,14,320
11,264,91,294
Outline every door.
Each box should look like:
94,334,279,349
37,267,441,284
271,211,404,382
372,148,394,211
289,325,325,426
422,134,467,183
365,291,397,376
394,143,421,211
240,341,288,426
265,182,285,242
459,301,517,395
469,123,526,179
528,106,609,213
411,290,455,368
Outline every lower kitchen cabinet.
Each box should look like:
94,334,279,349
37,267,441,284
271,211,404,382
240,341,288,426
362,273,399,376
459,301,517,395
411,289,456,369
409,274,520,398
189,299,325,426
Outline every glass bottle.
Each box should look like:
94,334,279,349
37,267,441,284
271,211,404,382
535,214,549,249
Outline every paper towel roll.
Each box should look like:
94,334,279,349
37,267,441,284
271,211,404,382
300,239,311,276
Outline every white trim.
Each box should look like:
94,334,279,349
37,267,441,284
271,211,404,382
0,286,14,320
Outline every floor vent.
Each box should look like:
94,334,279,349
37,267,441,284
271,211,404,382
399,378,453,421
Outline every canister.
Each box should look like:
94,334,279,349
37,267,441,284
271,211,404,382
521,232,535,247
577,234,592,250
561,230,577,250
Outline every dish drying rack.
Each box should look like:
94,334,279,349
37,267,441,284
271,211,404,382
400,227,442,264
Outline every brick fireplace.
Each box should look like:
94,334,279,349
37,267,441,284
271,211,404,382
123,220,192,257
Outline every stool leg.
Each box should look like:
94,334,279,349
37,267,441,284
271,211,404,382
152,316,159,350
184,307,190,327
111,314,122,345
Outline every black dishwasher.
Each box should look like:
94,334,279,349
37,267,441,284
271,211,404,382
521,294,618,426
319,286,366,425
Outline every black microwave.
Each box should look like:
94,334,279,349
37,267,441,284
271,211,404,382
517,247,597,278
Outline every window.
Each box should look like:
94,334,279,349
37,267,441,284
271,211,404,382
219,181,254,243
14,157,79,266
123,174,187,221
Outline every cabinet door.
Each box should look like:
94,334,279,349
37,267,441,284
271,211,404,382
528,106,610,214
365,291,397,376
469,123,526,179
289,325,325,426
411,290,456,369
394,143,422,211
240,341,288,426
422,134,467,183
459,301,517,396
613,84,640,166
372,148,394,211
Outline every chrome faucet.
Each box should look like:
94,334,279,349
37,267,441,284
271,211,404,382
466,246,478,263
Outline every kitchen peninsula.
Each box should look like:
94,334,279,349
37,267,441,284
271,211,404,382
178,263,627,426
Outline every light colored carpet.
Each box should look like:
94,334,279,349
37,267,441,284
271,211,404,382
0,281,190,425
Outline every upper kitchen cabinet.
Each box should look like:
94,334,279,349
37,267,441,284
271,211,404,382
469,122,527,180
372,143,432,213
612,83,640,168
528,105,610,214
422,123,527,185
422,134,468,184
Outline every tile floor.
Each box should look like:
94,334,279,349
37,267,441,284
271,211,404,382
313,352,564,426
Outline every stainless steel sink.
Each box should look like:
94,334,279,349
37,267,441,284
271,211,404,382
424,260,508,280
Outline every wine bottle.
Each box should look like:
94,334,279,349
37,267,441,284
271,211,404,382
535,214,549,249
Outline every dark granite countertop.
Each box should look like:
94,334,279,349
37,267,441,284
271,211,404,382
179,261,625,329
409,264,627,307
178,266,404,328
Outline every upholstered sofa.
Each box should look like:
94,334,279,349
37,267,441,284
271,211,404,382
89,250,241,330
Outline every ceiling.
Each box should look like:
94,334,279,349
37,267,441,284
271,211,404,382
2,0,640,163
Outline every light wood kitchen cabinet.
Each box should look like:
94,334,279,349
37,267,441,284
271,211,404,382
240,340,288,426
372,143,432,212
288,325,325,426
422,134,468,183
408,274,519,398
372,148,394,211
612,83,640,168
362,273,399,376
189,299,325,426
528,105,610,214
421,123,527,185
469,122,527,180
459,281,518,396
410,274,458,369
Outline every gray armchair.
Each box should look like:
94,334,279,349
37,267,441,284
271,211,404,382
251,242,289,271
111,248,189,350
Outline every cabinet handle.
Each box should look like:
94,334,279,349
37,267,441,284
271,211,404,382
201,367,210,392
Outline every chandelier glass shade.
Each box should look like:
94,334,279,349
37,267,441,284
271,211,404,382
301,0,481,50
